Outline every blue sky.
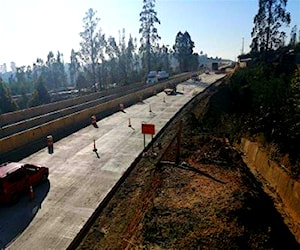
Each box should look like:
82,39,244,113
0,0,299,68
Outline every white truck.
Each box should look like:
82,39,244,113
146,71,158,84
157,71,169,81
146,70,169,84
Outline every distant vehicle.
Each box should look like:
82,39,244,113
157,71,169,81
212,62,219,71
164,88,176,95
108,83,118,88
0,162,49,203
146,70,169,84
146,71,158,84
164,83,177,95
191,72,199,81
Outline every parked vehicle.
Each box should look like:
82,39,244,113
157,71,169,81
191,72,199,81
164,88,177,95
164,83,177,95
0,162,49,203
146,71,158,84
146,70,169,84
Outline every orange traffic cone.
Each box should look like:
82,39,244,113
93,139,97,152
119,103,125,113
93,139,100,158
91,115,98,128
29,185,34,201
128,118,135,130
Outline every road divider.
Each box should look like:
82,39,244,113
0,73,194,161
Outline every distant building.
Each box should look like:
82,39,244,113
10,62,17,73
0,63,7,74
238,58,252,68
198,53,232,71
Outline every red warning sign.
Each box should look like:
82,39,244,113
141,123,155,135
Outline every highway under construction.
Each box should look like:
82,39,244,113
1,73,226,249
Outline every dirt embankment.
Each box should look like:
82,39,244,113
77,81,299,249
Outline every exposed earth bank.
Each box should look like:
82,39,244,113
77,79,299,249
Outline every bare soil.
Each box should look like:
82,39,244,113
77,82,299,250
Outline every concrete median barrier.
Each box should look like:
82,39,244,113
0,73,193,159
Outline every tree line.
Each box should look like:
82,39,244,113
0,0,197,114
231,0,300,175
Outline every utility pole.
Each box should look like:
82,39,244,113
241,37,244,55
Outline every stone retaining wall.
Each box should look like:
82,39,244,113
239,138,300,243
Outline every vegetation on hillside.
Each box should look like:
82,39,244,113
198,0,300,176
201,43,300,177
240,0,300,175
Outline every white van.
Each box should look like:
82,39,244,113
146,71,158,84
157,71,169,81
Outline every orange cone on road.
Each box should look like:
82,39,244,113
47,135,54,154
91,115,98,128
93,139,100,159
128,118,135,130
93,139,97,152
119,103,125,113
93,139,100,158
139,96,143,103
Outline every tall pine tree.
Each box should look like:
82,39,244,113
173,31,196,72
79,8,106,91
251,0,290,54
139,0,161,74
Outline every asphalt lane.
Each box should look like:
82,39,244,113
2,73,225,250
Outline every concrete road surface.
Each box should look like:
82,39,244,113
1,73,225,250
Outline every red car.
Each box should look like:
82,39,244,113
0,162,49,203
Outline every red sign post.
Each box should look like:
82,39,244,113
142,123,155,135
141,123,155,148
